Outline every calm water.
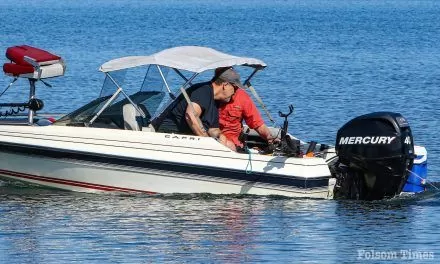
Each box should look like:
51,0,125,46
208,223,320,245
1,0,440,263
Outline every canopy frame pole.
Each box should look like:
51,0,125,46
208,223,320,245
89,86,122,125
243,67,276,126
106,73,146,118
243,66,262,85
89,73,146,125
156,65,172,94
173,68,193,87
178,72,198,94
178,72,207,134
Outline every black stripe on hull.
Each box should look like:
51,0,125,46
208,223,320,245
0,143,330,189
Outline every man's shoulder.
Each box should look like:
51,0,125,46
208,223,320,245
188,82,212,97
189,81,212,91
189,82,214,108
235,88,252,101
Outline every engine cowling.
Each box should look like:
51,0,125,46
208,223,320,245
332,112,414,200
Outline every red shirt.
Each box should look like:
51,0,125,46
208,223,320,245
219,89,265,146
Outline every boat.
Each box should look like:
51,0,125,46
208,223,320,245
0,45,428,200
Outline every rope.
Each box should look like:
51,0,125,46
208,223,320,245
245,146,253,174
0,105,27,118
0,78,28,118
0,77,18,98
406,169,439,191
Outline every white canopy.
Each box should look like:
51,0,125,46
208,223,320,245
99,46,266,73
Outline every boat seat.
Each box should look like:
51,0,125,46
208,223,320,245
122,103,155,132
3,45,65,79
123,104,143,131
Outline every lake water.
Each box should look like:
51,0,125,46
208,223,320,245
0,0,439,263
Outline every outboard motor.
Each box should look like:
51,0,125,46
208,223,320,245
331,112,414,200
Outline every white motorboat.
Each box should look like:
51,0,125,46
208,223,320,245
0,45,428,200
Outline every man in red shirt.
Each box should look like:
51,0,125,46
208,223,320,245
216,67,276,149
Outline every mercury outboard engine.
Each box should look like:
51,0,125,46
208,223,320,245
331,112,414,200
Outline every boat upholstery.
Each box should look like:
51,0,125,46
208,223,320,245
3,45,65,79
122,103,155,131
123,104,144,131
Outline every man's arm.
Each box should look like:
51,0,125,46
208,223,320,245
255,124,278,144
208,128,237,151
185,102,208,136
239,90,279,144
185,101,236,151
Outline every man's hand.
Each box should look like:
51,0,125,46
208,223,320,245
208,128,236,151
255,124,280,145
268,136,281,145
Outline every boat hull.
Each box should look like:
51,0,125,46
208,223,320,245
0,126,333,198
0,152,331,198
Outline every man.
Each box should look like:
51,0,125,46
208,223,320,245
216,67,277,149
157,68,238,150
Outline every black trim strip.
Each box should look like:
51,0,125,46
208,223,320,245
0,142,330,189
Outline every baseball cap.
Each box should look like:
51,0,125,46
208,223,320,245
215,67,245,89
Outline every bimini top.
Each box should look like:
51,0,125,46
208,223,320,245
99,46,266,73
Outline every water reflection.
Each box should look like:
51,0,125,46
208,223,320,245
0,187,336,263
333,195,440,262
1,184,440,262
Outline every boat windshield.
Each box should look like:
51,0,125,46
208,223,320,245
55,65,199,128
55,64,261,129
